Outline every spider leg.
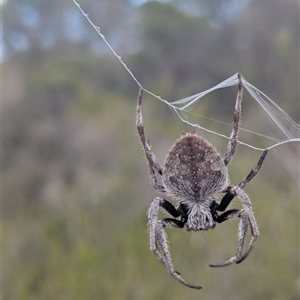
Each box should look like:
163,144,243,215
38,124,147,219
209,209,249,267
210,187,259,268
219,149,268,210
148,198,182,266
148,197,202,289
223,73,243,166
234,187,259,264
155,221,202,289
238,149,268,189
136,88,166,193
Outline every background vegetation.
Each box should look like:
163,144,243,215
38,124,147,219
2,0,299,299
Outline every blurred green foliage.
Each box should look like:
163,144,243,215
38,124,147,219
2,0,299,299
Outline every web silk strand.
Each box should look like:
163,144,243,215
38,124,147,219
72,0,300,152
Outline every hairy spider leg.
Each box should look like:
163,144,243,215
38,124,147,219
148,197,202,289
223,73,243,166
210,187,259,267
238,149,268,189
136,78,267,286
209,150,267,267
137,88,201,289
136,88,165,193
218,149,268,211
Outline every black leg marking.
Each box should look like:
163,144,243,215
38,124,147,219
160,200,189,227
218,149,268,211
162,218,185,228
215,209,240,223
160,199,181,218
218,191,235,212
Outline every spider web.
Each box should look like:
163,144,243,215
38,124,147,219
72,0,300,155
168,74,300,151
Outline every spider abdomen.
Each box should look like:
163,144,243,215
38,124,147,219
162,133,228,202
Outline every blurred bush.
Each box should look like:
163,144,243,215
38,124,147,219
2,0,299,299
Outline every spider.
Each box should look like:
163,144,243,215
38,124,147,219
136,73,268,289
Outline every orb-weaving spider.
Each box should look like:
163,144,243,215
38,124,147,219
136,74,268,289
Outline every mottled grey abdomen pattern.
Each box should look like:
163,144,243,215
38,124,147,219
162,133,228,202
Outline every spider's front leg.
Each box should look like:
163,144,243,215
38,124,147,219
223,73,243,166
136,88,165,193
148,197,202,289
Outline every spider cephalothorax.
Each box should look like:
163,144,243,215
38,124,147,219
136,73,268,289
